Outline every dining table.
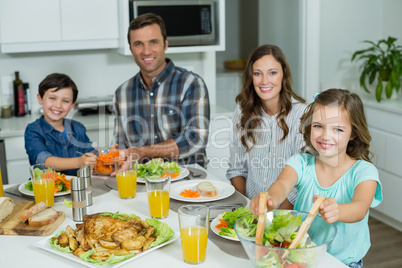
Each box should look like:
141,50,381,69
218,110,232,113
1,164,348,268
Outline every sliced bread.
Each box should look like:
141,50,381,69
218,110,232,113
28,207,59,227
196,181,217,197
18,202,47,223
0,197,15,223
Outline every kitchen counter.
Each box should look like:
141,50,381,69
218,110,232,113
1,165,347,268
0,105,233,139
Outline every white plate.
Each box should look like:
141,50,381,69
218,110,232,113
33,231,179,268
170,179,235,203
136,167,190,183
210,216,239,241
18,176,75,197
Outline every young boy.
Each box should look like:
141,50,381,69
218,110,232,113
24,73,97,176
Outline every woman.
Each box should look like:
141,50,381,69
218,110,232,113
226,44,306,208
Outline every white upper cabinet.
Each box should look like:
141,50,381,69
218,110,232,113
0,0,61,43
60,0,118,41
0,0,119,53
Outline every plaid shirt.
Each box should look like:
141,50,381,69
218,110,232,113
113,59,210,166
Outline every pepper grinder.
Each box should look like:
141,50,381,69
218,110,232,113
70,176,87,222
78,165,92,206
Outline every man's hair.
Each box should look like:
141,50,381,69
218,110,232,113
38,73,78,103
127,13,167,45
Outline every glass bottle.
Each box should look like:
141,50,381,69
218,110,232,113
13,71,26,117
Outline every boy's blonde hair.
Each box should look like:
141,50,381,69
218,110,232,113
300,89,372,162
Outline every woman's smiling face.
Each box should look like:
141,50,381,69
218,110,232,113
252,54,283,113
310,104,353,159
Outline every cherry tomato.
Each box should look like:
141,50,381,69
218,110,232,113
285,264,298,268
281,241,291,248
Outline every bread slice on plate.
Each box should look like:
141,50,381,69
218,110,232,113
28,207,59,227
196,181,218,197
0,197,15,223
18,201,47,223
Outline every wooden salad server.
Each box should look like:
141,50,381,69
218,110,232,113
255,191,269,260
282,195,325,259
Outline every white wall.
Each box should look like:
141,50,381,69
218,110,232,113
319,0,383,92
258,0,302,97
0,50,208,113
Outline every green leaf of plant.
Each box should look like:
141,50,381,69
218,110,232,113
385,80,393,98
376,82,382,102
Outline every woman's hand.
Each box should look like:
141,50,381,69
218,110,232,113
315,195,339,223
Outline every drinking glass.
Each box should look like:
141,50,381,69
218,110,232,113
145,172,171,219
178,205,209,264
29,163,55,207
114,154,138,199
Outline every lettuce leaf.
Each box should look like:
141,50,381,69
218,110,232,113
79,249,135,265
49,231,73,253
136,160,180,178
161,162,180,174
145,218,174,247
219,227,237,238
222,207,252,228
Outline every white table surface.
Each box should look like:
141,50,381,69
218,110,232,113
1,166,347,268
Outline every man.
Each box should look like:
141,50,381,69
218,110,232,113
113,13,210,167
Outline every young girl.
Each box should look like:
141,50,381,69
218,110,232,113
249,89,382,267
226,45,306,208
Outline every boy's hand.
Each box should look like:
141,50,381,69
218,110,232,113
315,195,339,223
78,152,97,168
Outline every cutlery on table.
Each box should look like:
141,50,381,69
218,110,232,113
282,195,325,258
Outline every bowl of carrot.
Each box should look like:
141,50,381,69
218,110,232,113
94,148,120,175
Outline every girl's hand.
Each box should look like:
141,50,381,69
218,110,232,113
315,195,339,223
249,193,277,216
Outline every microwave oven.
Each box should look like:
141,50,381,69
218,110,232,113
129,0,216,47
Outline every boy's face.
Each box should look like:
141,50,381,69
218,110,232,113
37,87,75,125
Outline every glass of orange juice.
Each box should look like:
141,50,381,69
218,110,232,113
145,172,171,219
178,205,209,264
114,154,138,199
29,163,55,207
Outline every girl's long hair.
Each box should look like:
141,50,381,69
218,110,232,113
300,89,372,162
235,44,305,152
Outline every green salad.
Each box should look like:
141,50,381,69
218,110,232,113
235,210,317,268
136,159,180,178
216,207,253,238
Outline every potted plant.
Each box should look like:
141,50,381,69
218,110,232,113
351,36,402,102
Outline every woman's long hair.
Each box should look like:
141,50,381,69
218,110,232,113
235,44,305,152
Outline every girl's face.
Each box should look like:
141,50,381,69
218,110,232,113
252,54,283,113
310,104,353,159
37,87,75,125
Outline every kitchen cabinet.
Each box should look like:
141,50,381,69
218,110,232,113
4,136,30,184
0,0,119,53
363,98,402,231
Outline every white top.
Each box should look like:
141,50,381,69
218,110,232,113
1,165,346,268
226,101,306,201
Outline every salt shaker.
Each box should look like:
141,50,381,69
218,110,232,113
70,176,87,222
78,165,92,206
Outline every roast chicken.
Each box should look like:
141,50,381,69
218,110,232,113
54,212,157,261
